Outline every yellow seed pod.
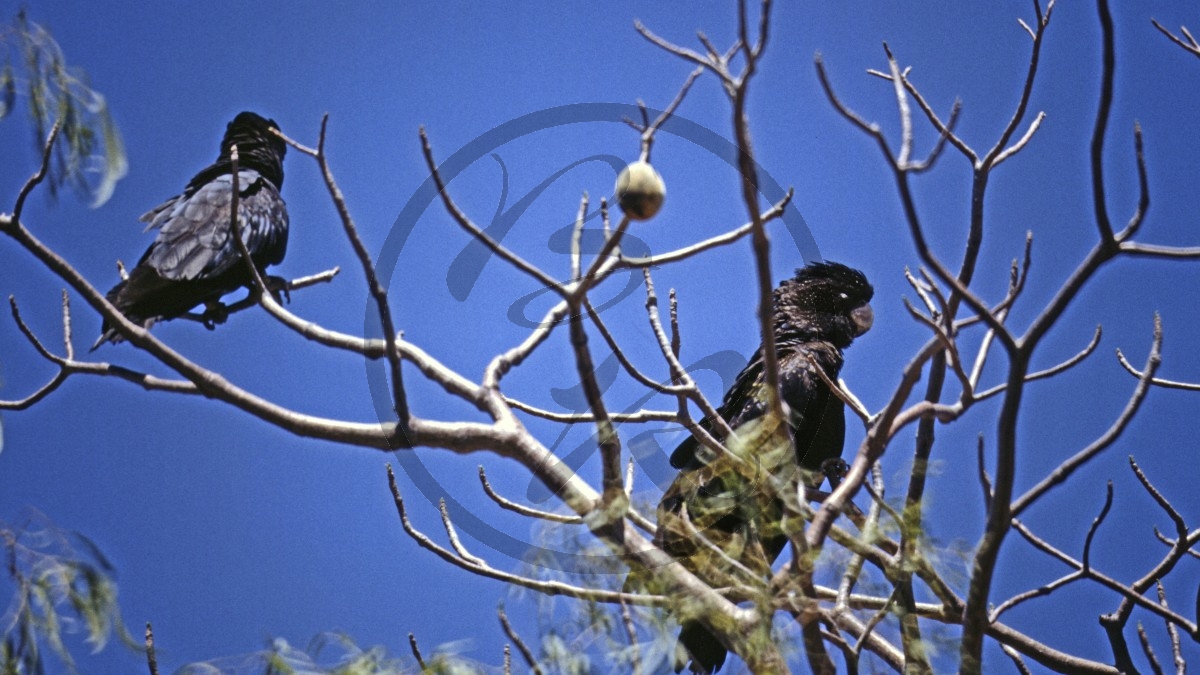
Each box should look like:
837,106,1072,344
615,161,666,221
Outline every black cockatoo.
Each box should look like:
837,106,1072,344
652,261,874,674
93,111,288,348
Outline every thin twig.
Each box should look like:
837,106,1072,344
582,297,690,395
624,456,635,497
1118,242,1200,259
993,112,1046,167
637,67,704,163
1082,482,1114,572
13,120,62,222
1152,19,1200,59
1116,123,1150,242
806,353,870,425
1091,0,1117,242
502,397,677,424
1137,622,1166,675
1116,349,1200,391
618,189,792,268
408,633,427,671
974,325,1102,402
1012,315,1162,516
177,266,339,325
499,606,544,675
145,623,160,675
1129,457,1188,542
438,498,487,566
313,118,412,442
1152,528,1200,561
419,128,566,299
904,268,940,319
1012,519,1197,632
619,598,642,675
902,297,973,399
634,21,718,74
1002,644,1034,675
853,588,897,659
287,266,341,290
571,193,586,282
479,466,582,524
977,435,993,511
642,268,735,452
270,127,319,157
388,466,664,606
226,146,271,300
989,569,1080,623
668,289,681,359
1156,581,1186,673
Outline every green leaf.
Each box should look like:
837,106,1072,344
1,10,127,207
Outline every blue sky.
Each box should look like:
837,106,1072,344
2,2,1200,672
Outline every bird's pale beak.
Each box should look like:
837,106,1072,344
851,304,874,336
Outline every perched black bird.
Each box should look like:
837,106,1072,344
653,261,874,674
93,111,288,348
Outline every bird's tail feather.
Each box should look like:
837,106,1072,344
89,330,115,351
675,621,727,674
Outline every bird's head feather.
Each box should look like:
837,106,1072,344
217,111,287,188
773,261,874,348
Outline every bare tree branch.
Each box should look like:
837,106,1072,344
407,633,427,671
1157,581,1187,674
226,146,271,300
1138,621,1166,675
1012,315,1162,516
1129,457,1188,544
618,598,642,675
1082,481,1115,573
973,325,1102,402
642,268,734,448
1116,348,1200,391
1002,643,1034,675
12,120,62,223
479,466,582,525
557,195,628,505
618,189,792,268
633,67,703,163
1152,18,1200,59
388,466,664,606
419,126,564,298
144,622,159,675
499,606,544,675
582,297,689,395
1012,519,1197,633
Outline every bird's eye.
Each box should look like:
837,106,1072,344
838,292,848,300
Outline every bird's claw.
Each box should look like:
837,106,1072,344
265,275,291,304
820,458,850,489
201,301,230,329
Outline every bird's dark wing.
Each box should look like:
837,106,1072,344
93,169,288,349
668,348,767,471
776,346,844,475
140,168,288,281
669,343,842,475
